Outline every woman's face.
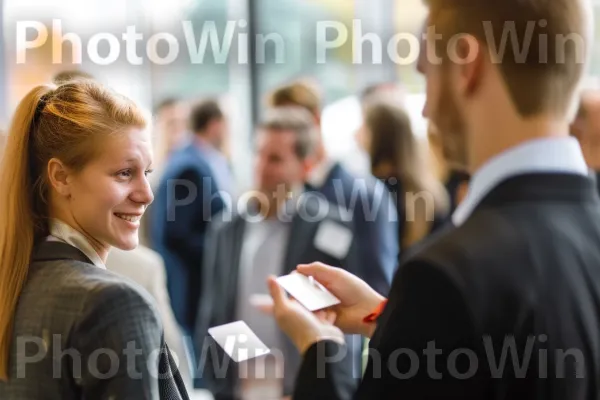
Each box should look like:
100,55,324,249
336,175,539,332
61,128,154,256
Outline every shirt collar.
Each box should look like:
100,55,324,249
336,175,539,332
307,158,336,188
452,137,589,226
47,218,106,269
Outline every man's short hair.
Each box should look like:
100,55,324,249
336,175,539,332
268,81,322,119
190,99,223,134
52,70,94,85
259,107,319,160
425,0,590,117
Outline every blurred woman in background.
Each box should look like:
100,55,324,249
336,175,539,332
357,98,449,249
0,81,188,399
427,123,470,213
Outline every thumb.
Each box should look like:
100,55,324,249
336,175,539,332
267,276,287,309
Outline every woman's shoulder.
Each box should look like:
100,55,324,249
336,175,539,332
27,258,157,316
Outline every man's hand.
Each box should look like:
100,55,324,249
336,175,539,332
296,262,386,338
267,276,345,355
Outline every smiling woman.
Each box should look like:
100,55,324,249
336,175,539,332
0,81,189,399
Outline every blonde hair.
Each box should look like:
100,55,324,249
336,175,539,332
364,99,449,248
0,81,147,380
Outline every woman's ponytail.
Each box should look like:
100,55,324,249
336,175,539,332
0,85,54,380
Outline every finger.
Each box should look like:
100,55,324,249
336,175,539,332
314,309,328,321
325,310,337,325
297,262,337,286
314,308,337,325
267,276,288,309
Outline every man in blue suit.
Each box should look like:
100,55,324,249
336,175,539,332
151,102,227,335
269,81,398,295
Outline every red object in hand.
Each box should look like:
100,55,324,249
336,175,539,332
363,300,388,323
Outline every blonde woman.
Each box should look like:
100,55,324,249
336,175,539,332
0,82,189,399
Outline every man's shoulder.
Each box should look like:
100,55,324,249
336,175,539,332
327,164,386,196
298,191,353,227
161,145,213,181
404,208,526,281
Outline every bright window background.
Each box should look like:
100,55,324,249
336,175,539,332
3,0,600,178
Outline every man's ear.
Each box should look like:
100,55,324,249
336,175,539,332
301,156,317,179
47,158,73,198
452,35,484,97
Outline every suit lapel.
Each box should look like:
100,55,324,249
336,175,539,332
225,217,246,318
283,204,319,275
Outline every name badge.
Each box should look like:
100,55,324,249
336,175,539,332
314,220,353,259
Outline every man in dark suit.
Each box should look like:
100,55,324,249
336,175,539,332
266,0,600,399
151,103,226,335
194,108,364,399
269,81,398,296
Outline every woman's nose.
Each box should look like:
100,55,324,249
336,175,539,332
132,176,154,206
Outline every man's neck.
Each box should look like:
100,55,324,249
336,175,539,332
468,115,570,174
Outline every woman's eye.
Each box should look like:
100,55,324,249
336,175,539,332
117,170,132,179
144,169,154,177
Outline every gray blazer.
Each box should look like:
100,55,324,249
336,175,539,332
106,246,192,389
195,196,362,399
0,241,189,400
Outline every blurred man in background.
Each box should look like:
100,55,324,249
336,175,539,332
154,97,191,173
151,101,226,336
190,99,234,197
195,107,361,399
269,81,398,296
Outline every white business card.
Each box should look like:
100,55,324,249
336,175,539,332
208,321,270,362
276,272,341,312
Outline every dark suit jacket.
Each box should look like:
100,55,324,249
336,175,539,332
195,196,363,399
0,241,189,400
314,163,398,296
293,173,600,399
151,143,226,332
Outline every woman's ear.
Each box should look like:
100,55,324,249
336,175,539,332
47,158,72,198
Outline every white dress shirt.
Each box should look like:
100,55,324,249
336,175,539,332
47,218,105,268
235,187,305,400
453,137,589,226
